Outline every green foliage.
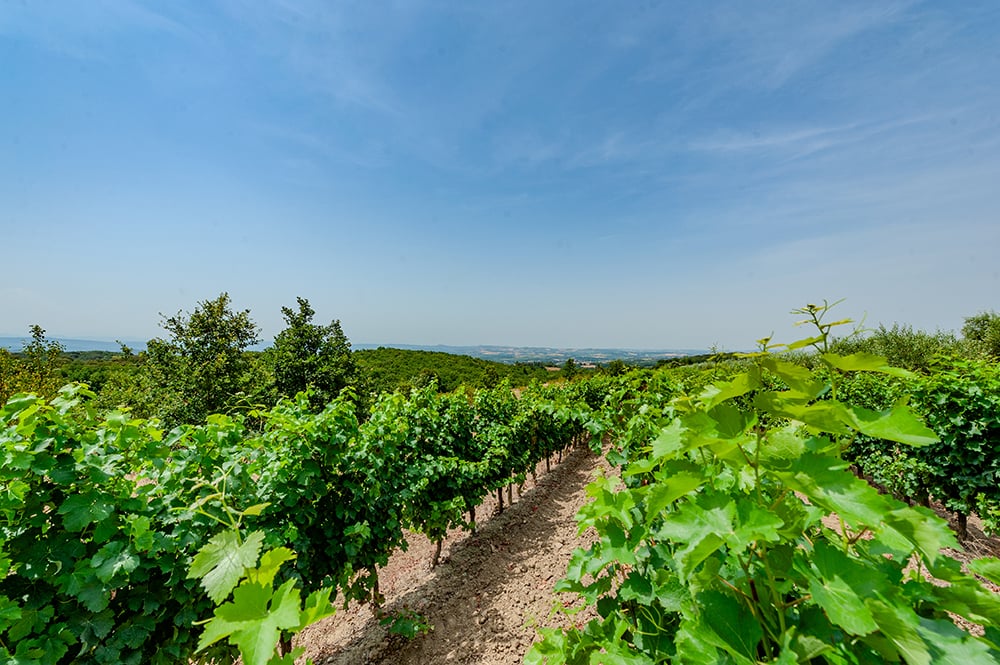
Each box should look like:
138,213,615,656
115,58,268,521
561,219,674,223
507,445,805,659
250,390,405,605
528,303,1000,664
0,326,64,404
0,386,233,664
909,358,1000,530
155,292,260,422
841,357,1000,534
0,349,18,405
380,609,431,638
56,349,138,394
186,498,335,665
192,538,335,665
963,311,1000,360
269,297,356,410
654,351,740,369
354,347,551,394
1,368,600,663
105,293,262,427
832,323,959,372
601,359,629,377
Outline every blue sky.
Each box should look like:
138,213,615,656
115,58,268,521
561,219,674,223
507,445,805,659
2,1,998,349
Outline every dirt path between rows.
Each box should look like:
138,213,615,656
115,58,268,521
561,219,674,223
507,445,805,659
299,445,611,665
296,446,1000,665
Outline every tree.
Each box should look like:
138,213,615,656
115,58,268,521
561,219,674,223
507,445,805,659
0,349,16,404
143,293,260,426
602,359,628,377
481,365,501,389
830,323,958,371
562,357,578,380
962,311,1000,359
0,325,64,403
270,297,356,408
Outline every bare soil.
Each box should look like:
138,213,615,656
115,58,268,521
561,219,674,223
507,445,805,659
299,445,611,665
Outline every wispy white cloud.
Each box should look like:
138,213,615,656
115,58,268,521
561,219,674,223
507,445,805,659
215,0,406,115
684,113,953,163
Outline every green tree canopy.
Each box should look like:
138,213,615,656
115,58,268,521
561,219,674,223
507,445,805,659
0,325,64,403
602,359,628,376
270,297,356,408
141,292,260,425
830,323,958,371
962,311,1000,359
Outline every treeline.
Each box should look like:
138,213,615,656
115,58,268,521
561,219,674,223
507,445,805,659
0,293,606,428
355,346,553,393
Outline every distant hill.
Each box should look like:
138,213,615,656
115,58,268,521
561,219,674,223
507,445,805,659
355,347,553,393
354,343,707,366
0,336,147,353
2,336,705,366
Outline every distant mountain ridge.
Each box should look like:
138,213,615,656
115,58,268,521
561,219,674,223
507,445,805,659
0,336,147,353
1,336,706,365
353,343,708,365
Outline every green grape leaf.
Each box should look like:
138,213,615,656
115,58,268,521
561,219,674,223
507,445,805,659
758,425,805,470
761,357,826,398
776,453,893,528
805,544,879,636
644,472,702,517
868,599,929,665
925,570,1000,627
847,403,938,447
298,587,336,630
196,578,302,665
619,571,655,604
0,596,22,623
792,632,833,661
918,616,1000,664
188,530,265,604
247,547,295,588
967,557,1000,586
656,494,733,577
91,541,139,583
707,403,754,438
786,334,825,351
77,581,111,612
809,577,878,635
58,492,114,532
697,590,762,664
651,419,685,459
240,502,270,517
674,615,725,664
730,499,784,549
822,352,915,379
697,368,761,410
754,394,854,435
882,505,957,566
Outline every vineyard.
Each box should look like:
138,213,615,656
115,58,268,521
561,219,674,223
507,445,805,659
3,304,1000,663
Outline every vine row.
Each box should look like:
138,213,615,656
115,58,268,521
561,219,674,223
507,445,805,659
0,379,602,664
